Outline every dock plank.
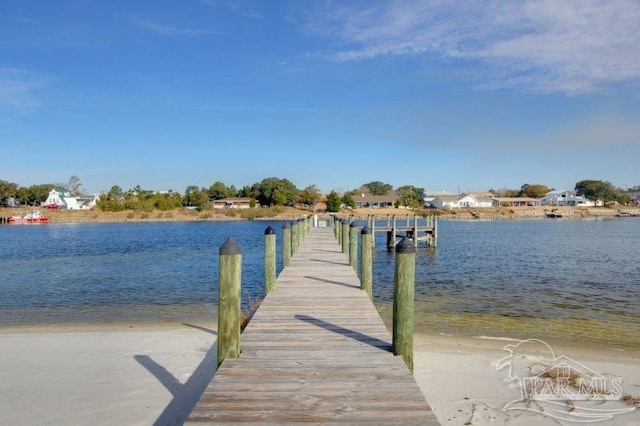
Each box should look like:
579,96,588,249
186,227,437,425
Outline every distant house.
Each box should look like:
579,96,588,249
431,193,493,209
42,188,100,210
541,190,600,207
353,194,397,209
212,197,253,209
4,197,19,208
423,192,455,207
492,197,541,207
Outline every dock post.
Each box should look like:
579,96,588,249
264,226,276,294
349,222,359,272
413,216,419,247
283,222,291,267
291,221,298,255
371,216,376,247
433,216,438,248
336,219,342,244
299,218,305,246
341,219,349,255
385,215,397,250
361,226,373,299
218,237,242,367
393,237,416,372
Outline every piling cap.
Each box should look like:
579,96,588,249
283,222,291,229
265,226,275,235
350,222,358,228
220,237,242,255
361,225,371,235
395,237,416,253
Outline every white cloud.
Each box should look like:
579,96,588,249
303,0,640,94
0,67,49,110
128,18,217,37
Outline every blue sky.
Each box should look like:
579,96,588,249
1,0,639,195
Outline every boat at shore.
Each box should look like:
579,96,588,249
8,210,50,224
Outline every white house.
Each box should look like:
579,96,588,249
541,190,599,207
42,188,100,210
431,193,493,209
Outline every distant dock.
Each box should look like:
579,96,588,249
336,214,438,249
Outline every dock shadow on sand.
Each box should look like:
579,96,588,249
134,325,218,425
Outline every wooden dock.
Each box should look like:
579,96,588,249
186,227,437,425
340,214,438,248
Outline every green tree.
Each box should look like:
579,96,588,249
575,180,619,203
238,185,254,198
362,181,393,196
183,185,209,210
618,193,631,205
397,185,425,209
252,177,299,207
298,185,322,211
341,193,355,209
519,184,550,199
154,190,183,211
208,181,236,200
18,184,54,206
183,185,201,207
97,185,126,211
0,180,19,205
325,190,342,212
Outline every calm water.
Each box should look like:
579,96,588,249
1,219,638,347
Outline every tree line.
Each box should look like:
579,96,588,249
1,177,636,212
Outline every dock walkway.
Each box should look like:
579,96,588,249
187,227,437,424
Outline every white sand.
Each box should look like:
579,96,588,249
1,324,638,425
0,323,217,426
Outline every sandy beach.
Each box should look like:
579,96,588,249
1,324,637,425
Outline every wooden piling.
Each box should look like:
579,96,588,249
433,217,438,248
264,226,276,294
349,221,358,272
218,237,242,367
360,226,373,299
392,237,415,372
298,218,304,248
283,222,291,267
341,219,349,255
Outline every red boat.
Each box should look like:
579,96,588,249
8,210,50,224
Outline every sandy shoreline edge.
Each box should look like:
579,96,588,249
1,323,637,425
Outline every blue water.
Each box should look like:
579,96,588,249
0,221,285,324
1,219,638,346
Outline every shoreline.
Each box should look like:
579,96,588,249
1,205,636,225
1,323,637,425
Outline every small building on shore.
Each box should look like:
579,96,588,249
353,194,397,209
492,197,541,207
212,197,253,209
